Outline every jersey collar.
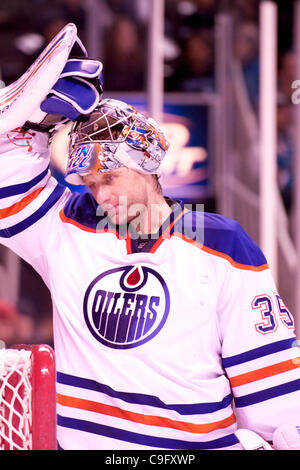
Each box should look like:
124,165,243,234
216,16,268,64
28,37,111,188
126,198,187,254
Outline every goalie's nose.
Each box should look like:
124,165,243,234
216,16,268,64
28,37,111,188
94,184,113,206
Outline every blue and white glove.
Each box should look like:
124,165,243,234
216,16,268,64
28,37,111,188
26,56,103,132
40,58,103,121
0,23,103,135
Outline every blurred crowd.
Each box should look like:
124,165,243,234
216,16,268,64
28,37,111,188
0,258,54,349
0,0,297,347
233,0,295,214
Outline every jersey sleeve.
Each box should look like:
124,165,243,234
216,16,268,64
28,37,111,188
0,128,69,284
215,221,300,442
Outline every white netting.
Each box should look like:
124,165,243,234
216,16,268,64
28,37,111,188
0,349,32,450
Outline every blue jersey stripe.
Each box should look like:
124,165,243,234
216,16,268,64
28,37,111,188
222,337,297,368
0,165,49,199
57,415,239,450
234,378,300,407
0,183,65,238
57,371,232,415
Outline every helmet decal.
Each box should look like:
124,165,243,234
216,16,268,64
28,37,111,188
65,98,169,184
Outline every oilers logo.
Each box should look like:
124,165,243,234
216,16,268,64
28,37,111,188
83,265,170,349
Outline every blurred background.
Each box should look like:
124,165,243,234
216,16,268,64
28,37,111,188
0,0,298,346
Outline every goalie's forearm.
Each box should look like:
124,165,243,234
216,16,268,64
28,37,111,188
0,21,102,273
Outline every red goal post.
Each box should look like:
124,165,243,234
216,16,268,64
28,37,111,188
0,344,56,450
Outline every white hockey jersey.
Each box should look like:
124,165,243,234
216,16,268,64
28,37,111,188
1,129,300,450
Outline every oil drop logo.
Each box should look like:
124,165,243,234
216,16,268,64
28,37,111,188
83,266,170,349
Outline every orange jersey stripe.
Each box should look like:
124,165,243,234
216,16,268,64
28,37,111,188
230,357,300,388
57,393,236,434
0,186,44,219
126,234,132,254
59,208,127,239
171,232,269,272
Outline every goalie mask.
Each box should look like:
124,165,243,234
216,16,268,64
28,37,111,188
65,98,169,185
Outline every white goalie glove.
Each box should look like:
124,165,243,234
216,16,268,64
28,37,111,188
235,429,273,450
0,23,103,135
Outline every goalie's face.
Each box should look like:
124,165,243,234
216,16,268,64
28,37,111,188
82,167,151,227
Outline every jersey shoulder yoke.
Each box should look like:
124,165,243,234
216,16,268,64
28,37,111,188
175,210,268,271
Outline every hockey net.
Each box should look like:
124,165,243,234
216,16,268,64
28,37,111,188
0,344,56,450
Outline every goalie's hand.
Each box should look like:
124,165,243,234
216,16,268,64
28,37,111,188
41,58,103,120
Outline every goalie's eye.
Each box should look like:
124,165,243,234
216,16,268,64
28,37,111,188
102,174,115,185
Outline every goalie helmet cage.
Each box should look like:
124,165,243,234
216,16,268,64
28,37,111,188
0,344,57,450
